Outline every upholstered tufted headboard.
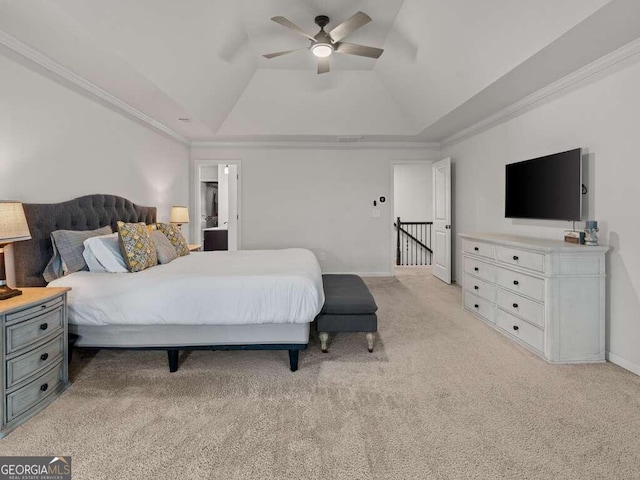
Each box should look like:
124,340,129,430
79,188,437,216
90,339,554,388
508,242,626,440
13,194,156,287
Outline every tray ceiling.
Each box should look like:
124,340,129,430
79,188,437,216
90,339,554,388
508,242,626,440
1,0,634,143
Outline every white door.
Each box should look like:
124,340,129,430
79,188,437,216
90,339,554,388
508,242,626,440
227,165,238,251
432,158,452,284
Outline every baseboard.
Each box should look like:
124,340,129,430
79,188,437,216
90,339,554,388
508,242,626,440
323,271,393,277
607,352,640,377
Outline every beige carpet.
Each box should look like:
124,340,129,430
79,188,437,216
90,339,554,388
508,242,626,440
1,268,640,480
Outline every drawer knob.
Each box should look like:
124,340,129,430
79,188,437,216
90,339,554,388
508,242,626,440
474,247,479,251
513,325,519,331
474,304,479,309
513,255,519,261
40,323,49,331
40,383,49,392
513,303,519,309
40,353,49,361
474,286,479,290
474,267,479,272
513,280,519,286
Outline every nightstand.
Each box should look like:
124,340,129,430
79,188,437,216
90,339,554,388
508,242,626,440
188,244,202,252
0,287,71,437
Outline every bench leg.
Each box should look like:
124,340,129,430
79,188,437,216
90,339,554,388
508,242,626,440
319,332,329,353
366,332,375,353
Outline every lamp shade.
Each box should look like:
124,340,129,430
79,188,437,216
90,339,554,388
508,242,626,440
170,206,189,224
0,202,31,244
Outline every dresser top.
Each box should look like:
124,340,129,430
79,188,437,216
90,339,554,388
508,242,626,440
459,233,610,253
0,287,70,315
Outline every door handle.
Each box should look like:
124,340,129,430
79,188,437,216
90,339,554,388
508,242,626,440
445,225,451,229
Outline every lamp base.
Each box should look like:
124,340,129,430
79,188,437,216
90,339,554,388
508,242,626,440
0,285,22,300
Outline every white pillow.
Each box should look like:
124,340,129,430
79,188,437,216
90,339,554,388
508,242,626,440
83,247,108,273
83,233,129,273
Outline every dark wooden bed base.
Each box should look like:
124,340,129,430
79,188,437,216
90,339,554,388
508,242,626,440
15,195,310,373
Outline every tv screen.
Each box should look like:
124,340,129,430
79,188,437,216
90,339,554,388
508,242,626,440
505,149,582,221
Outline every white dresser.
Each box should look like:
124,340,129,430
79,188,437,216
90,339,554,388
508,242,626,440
460,233,609,363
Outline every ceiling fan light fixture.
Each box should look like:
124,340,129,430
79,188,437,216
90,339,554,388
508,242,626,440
312,43,334,58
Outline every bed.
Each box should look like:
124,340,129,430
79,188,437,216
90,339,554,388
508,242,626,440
13,194,324,372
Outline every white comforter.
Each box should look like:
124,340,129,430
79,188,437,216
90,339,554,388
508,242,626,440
48,249,325,327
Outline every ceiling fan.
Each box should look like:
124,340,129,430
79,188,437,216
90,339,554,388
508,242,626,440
263,11,384,74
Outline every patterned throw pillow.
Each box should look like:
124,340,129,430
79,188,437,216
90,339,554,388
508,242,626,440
117,221,158,272
156,223,190,257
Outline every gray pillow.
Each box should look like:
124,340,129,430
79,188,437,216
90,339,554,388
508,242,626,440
151,230,178,265
43,226,112,282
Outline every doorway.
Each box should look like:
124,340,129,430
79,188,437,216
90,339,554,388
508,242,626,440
193,161,241,251
391,161,433,276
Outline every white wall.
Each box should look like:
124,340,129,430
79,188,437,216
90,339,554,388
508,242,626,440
0,51,189,283
444,58,640,375
394,163,433,222
191,147,439,274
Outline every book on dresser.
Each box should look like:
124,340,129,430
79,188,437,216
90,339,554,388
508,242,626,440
0,287,71,437
459,233,609,363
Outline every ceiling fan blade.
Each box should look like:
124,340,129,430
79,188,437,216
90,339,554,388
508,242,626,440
263,48,307,59
329,11,372,42
317,57,330,74
336,42,384,59
271,16,316,42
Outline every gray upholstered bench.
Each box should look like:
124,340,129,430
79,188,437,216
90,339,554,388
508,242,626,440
316,274,378,353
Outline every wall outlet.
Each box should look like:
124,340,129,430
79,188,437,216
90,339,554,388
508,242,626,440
372,208,381,218
318,252,326,261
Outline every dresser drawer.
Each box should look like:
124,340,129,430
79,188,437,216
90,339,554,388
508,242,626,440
6,335,64,389
6,296,63,325
496,309,544,353
497,268,545,303
497,289,544,329
464,273,496,303
463,240,495,260
464,257,496,283
6,362,63,422
464,292,495,323
6,307,64,354
496,246,544,273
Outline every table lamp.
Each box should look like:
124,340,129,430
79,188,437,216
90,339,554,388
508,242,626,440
170,206,189,228
0,202,32,300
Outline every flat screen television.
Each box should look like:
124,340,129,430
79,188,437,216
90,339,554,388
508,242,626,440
505,148,582,221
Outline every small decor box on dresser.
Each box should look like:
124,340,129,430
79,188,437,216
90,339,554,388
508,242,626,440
0,288,70,437
459,233,609,363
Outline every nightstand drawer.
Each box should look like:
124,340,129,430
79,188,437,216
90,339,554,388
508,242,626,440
6,307,63,353
6,362,63,422
6,335,64,389
6,296,63,325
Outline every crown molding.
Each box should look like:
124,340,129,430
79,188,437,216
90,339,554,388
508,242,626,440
0,29,190,146
190,141,441,151
441,37,640,148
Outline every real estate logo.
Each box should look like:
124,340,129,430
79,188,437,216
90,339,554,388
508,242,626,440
0,456,71,480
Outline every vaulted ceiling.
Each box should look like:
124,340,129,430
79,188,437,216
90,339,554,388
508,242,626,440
1,0,638,143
